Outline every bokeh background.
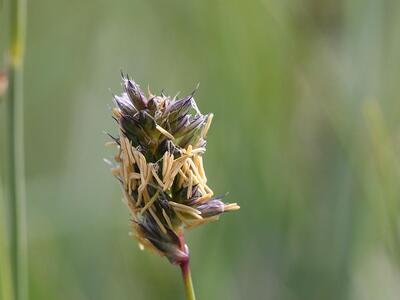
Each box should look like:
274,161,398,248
2,0,400,299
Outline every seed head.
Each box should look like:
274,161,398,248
107,73,240,264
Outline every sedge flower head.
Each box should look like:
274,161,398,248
107,74,240,264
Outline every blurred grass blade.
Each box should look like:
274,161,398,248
0,180,15,300
3,0,28,299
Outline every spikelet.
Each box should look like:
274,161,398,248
107,74,240,264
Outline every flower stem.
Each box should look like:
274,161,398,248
180,260,196,300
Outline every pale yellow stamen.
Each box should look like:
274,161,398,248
149,206,167,234
128,173,141,180
162,209,174,230
190,147,206,154
114,147,122,162
187,158,203,185
201,113,213,138
105,141,117,147
163,155,189,191
178,161,190,187
175,210,190,226
162,153,173,183
150,164,164,187
125,138,135,164
163,154,178,190
162,152,168,179
194,155,207,183
156,125,175,140
224,203,241,211
178,169,188,181
140,191,160,214
169,201,202,215
112,107,121,118
123,162,129,189
186,145,193,156
111,167,121,177
178,210,203,220
193,193,212,204
187,170,193,199
186,215,219,229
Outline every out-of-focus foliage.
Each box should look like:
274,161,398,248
1,0,400,299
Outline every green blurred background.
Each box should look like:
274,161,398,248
2,0,400,299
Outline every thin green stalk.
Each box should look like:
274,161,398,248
4,0,28,299
0,0,16,293
180,261,196,300
0,180,15,300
